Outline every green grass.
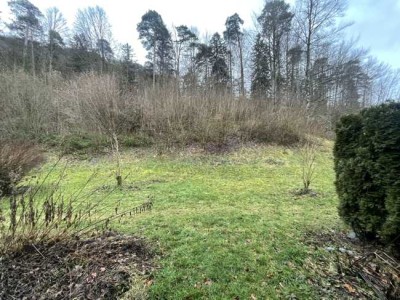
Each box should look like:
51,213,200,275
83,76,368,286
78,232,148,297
24,142,342,299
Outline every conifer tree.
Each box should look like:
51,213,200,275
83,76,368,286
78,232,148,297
251,34,271,100
224,13,245,96
137,10,173,88
8,0,43,73
258,0,293,103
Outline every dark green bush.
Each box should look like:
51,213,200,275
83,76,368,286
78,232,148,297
334,103,400,248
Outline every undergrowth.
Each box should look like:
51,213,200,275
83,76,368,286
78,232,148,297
0,71,320,150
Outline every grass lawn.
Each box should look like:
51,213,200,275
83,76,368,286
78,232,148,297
27,142,342,299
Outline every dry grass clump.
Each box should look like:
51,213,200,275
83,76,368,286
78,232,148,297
0,140,44,196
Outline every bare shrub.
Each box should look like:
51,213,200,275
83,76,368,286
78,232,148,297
299,141,318,194
55,72,135,134
0,141,45,196
0,70,61,139
134,83,312,147
1,71,320,150
56,73,135,184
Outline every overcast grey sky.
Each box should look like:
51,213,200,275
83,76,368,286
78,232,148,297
1,0,399,68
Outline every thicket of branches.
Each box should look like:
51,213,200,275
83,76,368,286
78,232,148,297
0,0,399,144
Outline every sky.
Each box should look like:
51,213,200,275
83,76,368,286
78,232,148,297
1,0,399,69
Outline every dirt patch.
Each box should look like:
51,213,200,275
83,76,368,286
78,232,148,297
292,188,318,197
203,137,241,154
0,232,154,299
303,231,400,299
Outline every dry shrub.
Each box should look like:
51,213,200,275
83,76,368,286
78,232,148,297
0,141,44,196
0,70,61,139
134,84,312,147
53,74,314,148
55,72,136,135
299,141,318,193
1,71,319,149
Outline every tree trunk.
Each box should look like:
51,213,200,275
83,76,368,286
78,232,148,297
238,37,245,97
229,47,233,94
23,27,29,71
112,133,122,187
176,46,181,98
153,39,157,89
49,37,53,74
116,175,122,186
30,37,35,78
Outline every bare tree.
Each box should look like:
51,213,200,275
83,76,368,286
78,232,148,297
43,7,68,73
294,0,350,81
0,10,5,33
74,6,113,72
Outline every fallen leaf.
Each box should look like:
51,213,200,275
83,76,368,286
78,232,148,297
204,278,213,286
343,283,356,294
146,279,153,286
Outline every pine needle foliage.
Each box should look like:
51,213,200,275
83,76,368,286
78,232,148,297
334,102,400,249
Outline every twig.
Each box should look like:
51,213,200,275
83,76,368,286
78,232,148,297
31,243,45,259
358,271,387,300
74,199,153,236
352,252,376,266
375,251,400,272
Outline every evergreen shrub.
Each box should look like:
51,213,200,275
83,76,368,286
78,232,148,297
334,103,400,248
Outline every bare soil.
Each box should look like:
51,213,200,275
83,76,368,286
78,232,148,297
0,231,154,299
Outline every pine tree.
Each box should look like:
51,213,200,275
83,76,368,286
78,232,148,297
251,34,271,100
8,0,43,73
137,10,174,88
209,33,229,90
224,13,245,96
120,43,136,84
174,25,197,79
258,0,294,103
